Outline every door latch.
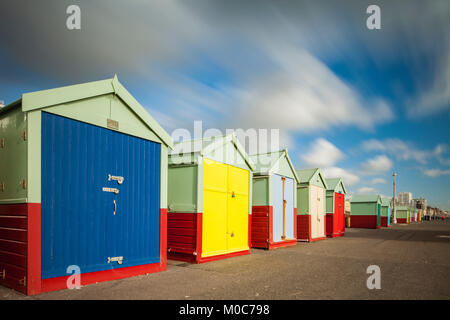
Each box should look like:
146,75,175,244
108,174,124,185
107,256,123,265
0,269,5,279
102,187,119,194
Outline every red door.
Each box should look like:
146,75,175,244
334,192,345,236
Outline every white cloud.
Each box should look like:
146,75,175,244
322,167,360,186
302,138,344,168
362,138,433,164
423,169,450,177
235,47,394,133
370,178,386,184
357,187,378,194
361,155,393,174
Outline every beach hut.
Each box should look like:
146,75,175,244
296,168,328,242
250,150,299,249
411,207,417,222
345,200,351,227
380,197,392,227
167,133,254,263
396,206,409,224
349,195,382,229
324,178,347,238
0,76,173,295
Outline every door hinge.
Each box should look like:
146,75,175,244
0,269,5,279
19,276,26,286
22,131,27,141
1,182,4,192
22,179,27,189
0,138,4,148
107,256,123,265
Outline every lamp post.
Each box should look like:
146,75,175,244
392,172,397,224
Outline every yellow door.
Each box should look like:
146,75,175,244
227,165,249,253
202,159,228,257
202,159,249,258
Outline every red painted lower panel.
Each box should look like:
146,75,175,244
197,249,250,264
268,239,297,249
380,216,390,227
42,262,165,293
350,215,378,229
0,203,29,294
27,203,41,295
167,212,202,263
397,218,407,224
297,215,311,242
251,206,270,249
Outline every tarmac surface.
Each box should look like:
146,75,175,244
1,220,449,300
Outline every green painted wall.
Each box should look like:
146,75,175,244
335,182,345,194
168,165,198,213
397,209,408,219
380,206,390,217
272,156,296,180
297,186,309,215
309,170,326,188
350,202,378,216
0,106,27,203
206,140,252,171
325,190,334,213
44,93,161,144
252,176,269,206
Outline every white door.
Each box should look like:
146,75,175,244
310,185,325,239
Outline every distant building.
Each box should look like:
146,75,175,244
0,100,5,108
398,192,413,205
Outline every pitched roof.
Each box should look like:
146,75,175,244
325,178,347,194
249,149,300,183
381,197,392,206
1,76,173,148
296,168,319,183
169,133,255,170
295,168,328,188
350,194,381,203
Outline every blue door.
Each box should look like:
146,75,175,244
41,112,161,279
272,174,295,242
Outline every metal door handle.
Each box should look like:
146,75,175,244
113,200,116,215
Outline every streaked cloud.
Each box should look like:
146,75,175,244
357,187,378,194
370,178,387,184
423,169,450,177
322,167,360,186
361,138,438,164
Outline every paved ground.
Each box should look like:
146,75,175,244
1,220,449,300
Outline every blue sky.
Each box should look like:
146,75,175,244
0,0,449,210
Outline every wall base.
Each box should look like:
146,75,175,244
350,215,378,229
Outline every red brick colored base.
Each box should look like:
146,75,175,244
350,215,378,229
380,216,390,227
397,218,407,224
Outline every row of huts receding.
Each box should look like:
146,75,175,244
0,78,399,297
